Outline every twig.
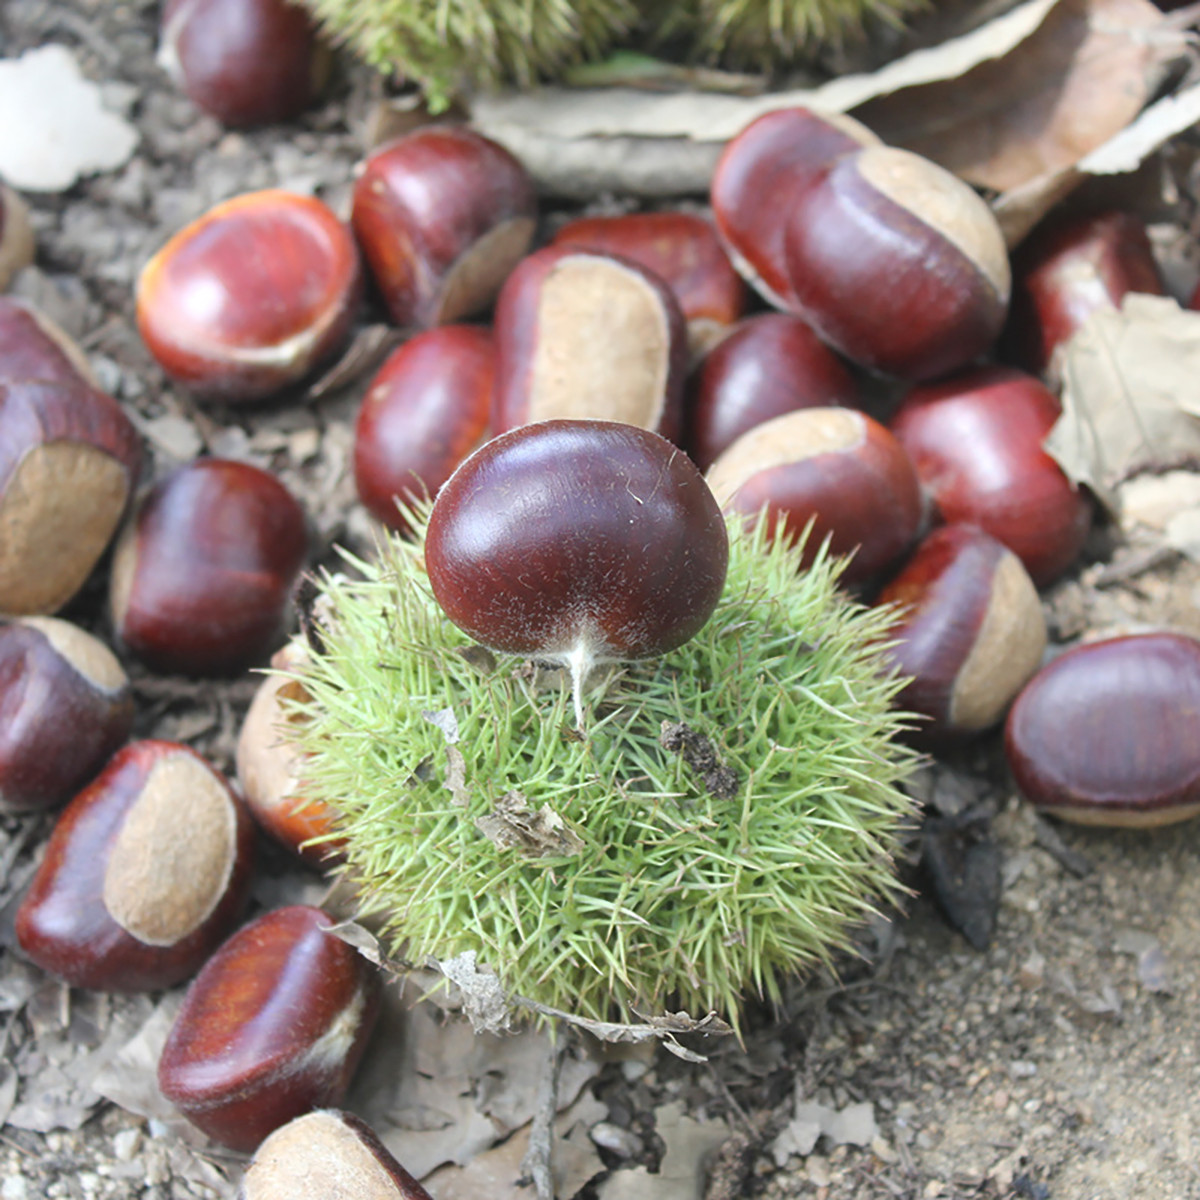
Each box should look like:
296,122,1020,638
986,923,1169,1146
521,1032,564,1200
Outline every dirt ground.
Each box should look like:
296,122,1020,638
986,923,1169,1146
3,3,1200,1198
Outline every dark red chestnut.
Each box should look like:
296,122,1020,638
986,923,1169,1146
425,420,729,725
351,127,537,329
551,211,749,354
889,366,1092,586
160,0,326,128
158,905,382,1151
492,245,689,441
0,297,100,387
685,312,860,473
0,617,134,813
238,1110,434,1200
15,739,256,991
877,524,1046,741
137,189,361,403
0,184,34,292
1006,632,1200,826
783,146,1011,380
354,325,493,533
0,377,142,615
705,407,922,586
110,458,308,676
710,106,880,310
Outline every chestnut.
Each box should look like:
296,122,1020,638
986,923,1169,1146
877,524,1046,742
492,245,689,441
783,146,1011,380
238,1110,434,1200
0,183,34,292
0,377,142,616
160,0,326,128
0,297,100,387
889,366,1092,586
705,407,922,587
551,211,749,354
351,127,537,329
1005,633,1200,826
15,739,256,991
158,905,382,1151
136,189,361,403
0,617,134,813
110,458,308,677
685,312,860,473
353,325,493,534
710,106,880,310
425,419,729,725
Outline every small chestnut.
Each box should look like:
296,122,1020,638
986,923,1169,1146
0,183,34,292
353,325,493,533
1005,633,1200,826
0,297,100,387
0,377,142,616
889,366,1093,586
15,739,256,991
351,127,537,329
492,245,689,441
160,0,327,128
705,407,922,586
425,420,729,725
110,458,308,677
685,312,860,473
783,146,1011,380
158,905,382,1151
137,189,361,403
877,524,1046,742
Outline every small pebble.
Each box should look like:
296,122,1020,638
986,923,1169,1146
112,1127,142,1162
590,1121,644,1159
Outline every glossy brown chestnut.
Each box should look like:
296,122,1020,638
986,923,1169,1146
15,739,256,991
351,127,537,328
236,640,343,865
137,189,361,402
1005,633,1200,826
710,106,880,310
158,905,382,1151
551,211,749,354
160,0,326,128
238,1110,434,1200
0,183,34,292
889,366,1092,586
1006,210,1165,374
706,407,922,586
110,458,308,676
492,245,689,442
0,297,99,387
354,325,493,533
0,377,142,616
783,146,1011,380
685,312,860,473
877,524,1046,741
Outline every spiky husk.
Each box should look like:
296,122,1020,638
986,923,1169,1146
290,509,919,1028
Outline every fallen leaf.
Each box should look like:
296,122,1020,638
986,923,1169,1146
599,1102,728,1200
1118,471,1200,562
475,792,586,859
771,1097,878,1165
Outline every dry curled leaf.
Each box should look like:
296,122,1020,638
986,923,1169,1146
475,792,586,858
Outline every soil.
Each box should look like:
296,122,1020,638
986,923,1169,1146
4,3,1200,1199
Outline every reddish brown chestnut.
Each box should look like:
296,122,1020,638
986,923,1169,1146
0,618,134,813
877,524,1046,741
425,420,729,726
0,184,34,292
0,377,142,616
0,297,100,387
551,211,749,354
110,458,308,677
705,407,922,586
137,190,360,403
15,739,256,991
158,905,382,1151
783,146,1010,380
889,366,1092,586
238,1110,434,1200
710,106,880,310
354,325,493,533
1005,633,1200,826
685,312,860,473
492,245,689,441
160,0,326,128
351,127,537,328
